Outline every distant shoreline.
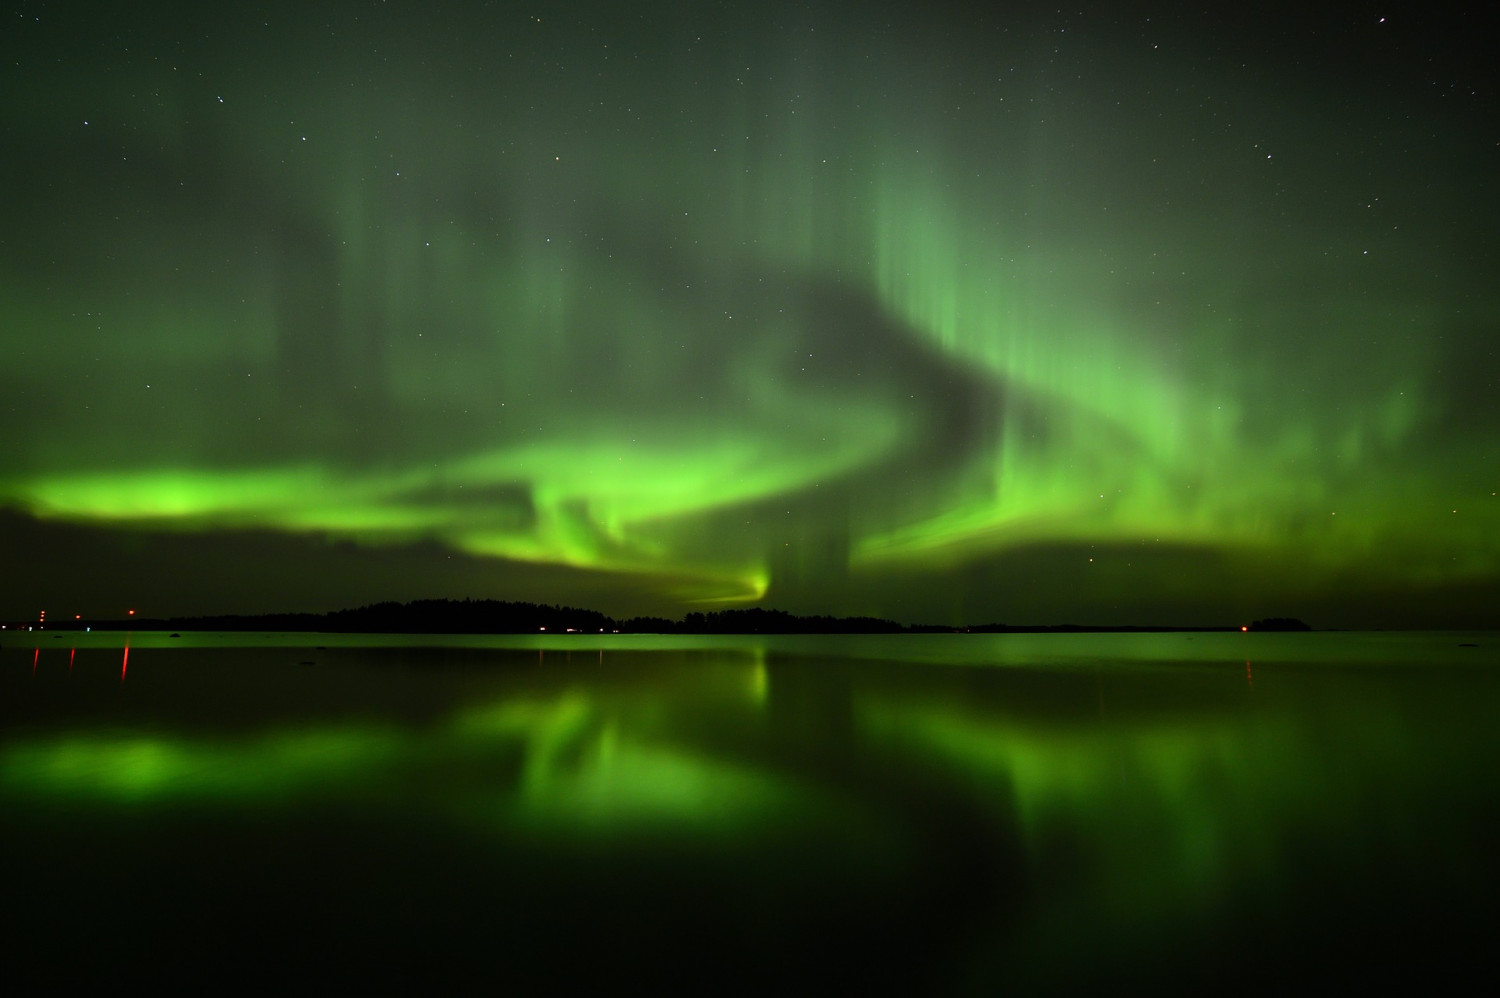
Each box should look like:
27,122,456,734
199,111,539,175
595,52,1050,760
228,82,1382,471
2,599,1311,635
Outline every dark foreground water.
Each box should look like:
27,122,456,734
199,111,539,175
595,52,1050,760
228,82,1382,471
3,631,1497,993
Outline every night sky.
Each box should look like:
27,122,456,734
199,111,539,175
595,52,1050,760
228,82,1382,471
3,1,1496,627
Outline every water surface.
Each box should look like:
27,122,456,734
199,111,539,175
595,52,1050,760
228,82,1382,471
3,631,1496,991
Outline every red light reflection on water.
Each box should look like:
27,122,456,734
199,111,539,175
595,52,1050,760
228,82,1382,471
69,647,75,674
121,641,130,683
33,647,39,676
1246,660,1254,689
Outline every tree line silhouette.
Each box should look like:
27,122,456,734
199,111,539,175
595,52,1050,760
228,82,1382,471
20,598,1304,634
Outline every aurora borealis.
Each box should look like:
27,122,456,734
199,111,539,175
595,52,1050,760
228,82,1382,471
3,2,1496,626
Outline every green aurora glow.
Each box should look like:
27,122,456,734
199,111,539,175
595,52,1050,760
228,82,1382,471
2,3,1496,624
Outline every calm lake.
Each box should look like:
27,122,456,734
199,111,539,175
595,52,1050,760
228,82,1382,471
3,631,1497,992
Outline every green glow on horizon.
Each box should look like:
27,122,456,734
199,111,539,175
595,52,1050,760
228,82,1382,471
2,4,1495,621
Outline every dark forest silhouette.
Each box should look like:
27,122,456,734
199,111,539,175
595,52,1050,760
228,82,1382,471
12,598,1303,634
1247,617,1313,631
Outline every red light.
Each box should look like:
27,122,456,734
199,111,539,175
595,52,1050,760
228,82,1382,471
1241,626,1249,632
128,609,136,616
